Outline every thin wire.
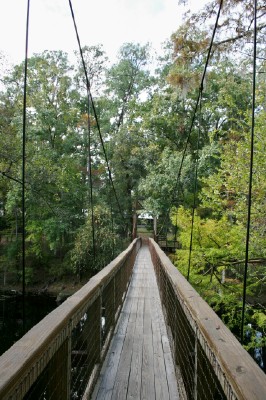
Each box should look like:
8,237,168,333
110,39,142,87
68,0,96,259
187,93,202,281
87,97,96,260
109,183,115,258
240,0,257,344
158,0,223,237
68,0,126,228
22,0,30,334
157,86,201,237
90,99,126,223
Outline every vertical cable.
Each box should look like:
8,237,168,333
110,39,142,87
87,100,96,261
22,0,30,333
158,0,223,238
68,0,96,261
240,0,257,344
187,93,202,281
186,0,223,279
109,186,115,258
68,0,128,245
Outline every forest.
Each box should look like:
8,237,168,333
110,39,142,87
0,0,265,361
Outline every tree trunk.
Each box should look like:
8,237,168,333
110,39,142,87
153,215,158,242
132,199,138,240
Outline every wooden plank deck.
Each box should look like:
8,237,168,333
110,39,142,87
92,245,180,400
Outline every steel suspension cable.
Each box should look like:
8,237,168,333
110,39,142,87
158,0,223,237
22,0,30,333
68,0,125,227
87,100,96,260
68,0,96,260
187,94,202,281
109,183,115,258
240,0,257,344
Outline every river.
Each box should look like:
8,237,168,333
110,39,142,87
0,292,57,356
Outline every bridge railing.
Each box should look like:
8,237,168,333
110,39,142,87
149,238,266,400
0,238,141,400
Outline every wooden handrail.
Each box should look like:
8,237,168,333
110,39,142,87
0,238,141,400
149,238,266,400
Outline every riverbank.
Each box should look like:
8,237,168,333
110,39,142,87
0,276,87,302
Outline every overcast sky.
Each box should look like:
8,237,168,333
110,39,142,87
0,0,209,65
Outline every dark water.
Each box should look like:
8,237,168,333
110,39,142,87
0,292,57,356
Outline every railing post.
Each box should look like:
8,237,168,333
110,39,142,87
46,338,71,400
194,331,198,400
113,275,116,323
99,290,103,361
66,334,71,399
93,295,103,371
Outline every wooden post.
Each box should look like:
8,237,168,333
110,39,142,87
66,335,71,399
153,215,158,242
132,200,138,239
92,296,102,365
113,276,116,324
45,338,70,400
194,334,198,400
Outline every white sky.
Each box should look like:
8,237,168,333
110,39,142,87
0,0,209,65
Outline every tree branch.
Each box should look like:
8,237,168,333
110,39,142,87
214,23,266,47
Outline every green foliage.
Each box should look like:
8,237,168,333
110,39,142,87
172,206,245,259
71,206,118,278
200,92,266,258
171,206,266,344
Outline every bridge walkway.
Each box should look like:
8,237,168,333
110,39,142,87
92,245,181,400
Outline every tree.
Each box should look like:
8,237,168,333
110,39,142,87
71,205,119,279
0,51,88,280
74,44,108,96
177,0,266,56
105,42,152,132
102,43,154,236
165,0,266,355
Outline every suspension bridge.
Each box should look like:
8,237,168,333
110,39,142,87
1,0,266,398
0,238,265,399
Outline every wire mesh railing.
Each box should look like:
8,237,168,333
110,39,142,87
149,238,266,400
0,238,141,400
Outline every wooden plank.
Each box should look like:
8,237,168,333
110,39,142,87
92,307,133,399
92,280,135,400
162,334,171,354
92,336,125,400
142,334,155,400
152,319,170,400
141,246,178,400
143,298,152,335
115,309,132,336
143,245,180,400
162,335,180,400
93,388,112,400
142,298,155,400
127,298,144,400
164,352,180,400
110,329,134,400
127,333,143,400
111,296,138,400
